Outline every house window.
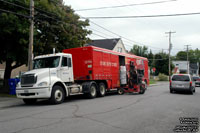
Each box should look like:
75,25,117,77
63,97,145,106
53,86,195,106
117,47,122,53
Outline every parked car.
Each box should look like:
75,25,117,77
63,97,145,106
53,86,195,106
192,76,200,87
170,74,195,94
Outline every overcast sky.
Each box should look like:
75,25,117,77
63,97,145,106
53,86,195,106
64,0,200,55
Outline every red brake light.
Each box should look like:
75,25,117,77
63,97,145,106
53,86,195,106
190,81,192,86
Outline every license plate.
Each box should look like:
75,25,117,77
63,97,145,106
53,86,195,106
24,90,29,93
177,85,184,88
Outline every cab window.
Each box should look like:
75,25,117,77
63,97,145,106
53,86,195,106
61,57,68,67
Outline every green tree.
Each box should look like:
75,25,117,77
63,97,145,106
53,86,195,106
0,0,91,90
154,52,174,75
129,45,148,57
147,49,154,68
176,49,200,63
176,51,187,61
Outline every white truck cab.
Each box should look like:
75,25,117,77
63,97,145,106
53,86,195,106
16,53,75,104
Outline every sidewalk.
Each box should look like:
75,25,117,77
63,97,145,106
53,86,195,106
149,81,169,87
0,96,22,109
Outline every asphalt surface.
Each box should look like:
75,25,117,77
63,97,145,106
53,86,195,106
0,82,199,133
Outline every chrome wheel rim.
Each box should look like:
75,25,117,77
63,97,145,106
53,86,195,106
55,90,63,102
118,89,123,94
100,85,105,95
90,86,96,96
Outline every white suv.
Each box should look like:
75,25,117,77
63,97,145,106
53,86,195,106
170,74,195,94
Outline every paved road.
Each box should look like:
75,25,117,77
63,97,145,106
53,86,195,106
0,82,199,133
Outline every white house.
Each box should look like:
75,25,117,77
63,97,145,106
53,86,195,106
172,61,199,76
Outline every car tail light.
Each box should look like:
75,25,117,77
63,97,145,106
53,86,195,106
190,81,192,87
170,80,172,86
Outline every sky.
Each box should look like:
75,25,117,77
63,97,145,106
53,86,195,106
64,0,200,55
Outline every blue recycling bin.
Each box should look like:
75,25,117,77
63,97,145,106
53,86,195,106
8,78,20,95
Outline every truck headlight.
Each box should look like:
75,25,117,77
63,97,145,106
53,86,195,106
38,82,48,87
16,83,20,88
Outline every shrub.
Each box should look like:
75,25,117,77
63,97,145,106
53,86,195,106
158,73,168,81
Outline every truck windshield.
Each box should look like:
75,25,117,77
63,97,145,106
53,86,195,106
33,56,60,69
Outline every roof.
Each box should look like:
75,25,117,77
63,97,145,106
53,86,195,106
34,53,71,59
87,38,120,50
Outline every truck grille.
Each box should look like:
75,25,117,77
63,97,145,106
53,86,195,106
21,74,37,87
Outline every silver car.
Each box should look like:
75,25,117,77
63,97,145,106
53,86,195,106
192,76,200,87
170,74,195,94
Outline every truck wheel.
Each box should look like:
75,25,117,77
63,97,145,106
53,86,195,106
118,88,124,95
87,84,97,99
97,83,106,97
23,99,37,105
50,85,65,104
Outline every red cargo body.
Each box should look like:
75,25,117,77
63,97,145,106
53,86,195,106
63,46,149,90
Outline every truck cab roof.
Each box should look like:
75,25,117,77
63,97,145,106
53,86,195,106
34,53,71,59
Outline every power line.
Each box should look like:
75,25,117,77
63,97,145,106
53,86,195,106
148,58,168,60
12,0,61,20
13,0,58,17
92,33,110,39
0,0,86,30
0,0,62,22
90,29,163,51
88,27,115,38
88,19,166,50
83,12,200,19
76,0,177,11
0,0,30,11
89,28,140,49
0,8,30,18
0,0,179,53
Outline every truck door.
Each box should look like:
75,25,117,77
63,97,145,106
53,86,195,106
60,56,73,82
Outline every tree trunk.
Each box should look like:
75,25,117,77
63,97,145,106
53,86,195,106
2,60,12,93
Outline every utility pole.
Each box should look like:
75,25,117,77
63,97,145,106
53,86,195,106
185,45,191,74
165,31,176,80
28,0,34,70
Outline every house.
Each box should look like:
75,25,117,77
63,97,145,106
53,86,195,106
190,63,199,76
86,38,127,53
172,61,189,74
0,63,27,79
172,61,199,76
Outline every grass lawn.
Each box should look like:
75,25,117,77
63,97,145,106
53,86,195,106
149,79,157,85
0,93,16,98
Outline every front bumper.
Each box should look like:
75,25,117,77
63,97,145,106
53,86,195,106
16,87,51,99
